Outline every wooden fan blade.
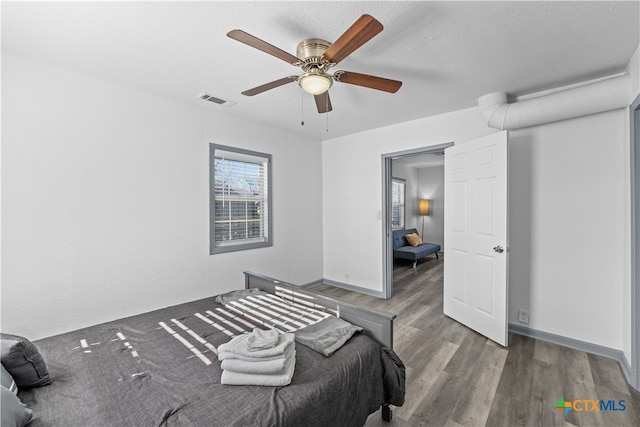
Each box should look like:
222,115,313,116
241,76,298,96
334,71,402,93
323,14,383,65
227,29,300,65
314,92,333,113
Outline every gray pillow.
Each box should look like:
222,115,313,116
0,334,50,388
1,364,18,394
1,385,33,427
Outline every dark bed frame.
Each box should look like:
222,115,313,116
244,271,398,421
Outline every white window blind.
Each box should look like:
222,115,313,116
210,145,272,253
391,178,405,230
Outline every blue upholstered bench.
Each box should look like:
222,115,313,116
392,228,441,269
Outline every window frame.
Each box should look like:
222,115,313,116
391,177,406,230
209,144,273,254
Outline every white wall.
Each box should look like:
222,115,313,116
322,108,494,292
417,166,445,247
201,107,324,288
1,54,323,340
322,101,629,352
508,110,627,350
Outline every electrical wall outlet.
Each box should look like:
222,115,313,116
518,309,530,324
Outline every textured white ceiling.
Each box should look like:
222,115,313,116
3,1,639,139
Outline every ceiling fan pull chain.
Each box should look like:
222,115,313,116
326,110,329,132
301,92,305,126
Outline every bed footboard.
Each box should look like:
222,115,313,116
243,271,396,350
244,271,400,423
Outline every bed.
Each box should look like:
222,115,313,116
3,271,405,427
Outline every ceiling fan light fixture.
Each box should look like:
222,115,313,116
298,72,332,95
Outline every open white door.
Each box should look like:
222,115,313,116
444,131,509,346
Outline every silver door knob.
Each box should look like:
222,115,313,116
493,245,505,253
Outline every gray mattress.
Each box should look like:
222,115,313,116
19,295,402,426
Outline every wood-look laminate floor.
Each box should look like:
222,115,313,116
311,255,640,427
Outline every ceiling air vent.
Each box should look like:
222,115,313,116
197,92,236,108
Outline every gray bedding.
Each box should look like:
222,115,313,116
19,294,404,426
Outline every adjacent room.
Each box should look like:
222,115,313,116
2,1,640,426
390,152,445,270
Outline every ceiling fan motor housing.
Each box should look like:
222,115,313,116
297,39,332,71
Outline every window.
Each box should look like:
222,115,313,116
210,144,272,254
391,178,405,230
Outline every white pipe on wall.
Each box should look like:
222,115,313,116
478,74,631,130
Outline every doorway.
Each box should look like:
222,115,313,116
382,143,453,298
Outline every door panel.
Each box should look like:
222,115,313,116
444,131,509,346
450,249,467,302
451,181,468,232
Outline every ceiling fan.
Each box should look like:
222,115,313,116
227,14,402,114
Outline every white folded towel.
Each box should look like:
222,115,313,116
221,346,295,375
218,348,291,362
247,328,280,351
218,332,294,359
220,352,296,386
